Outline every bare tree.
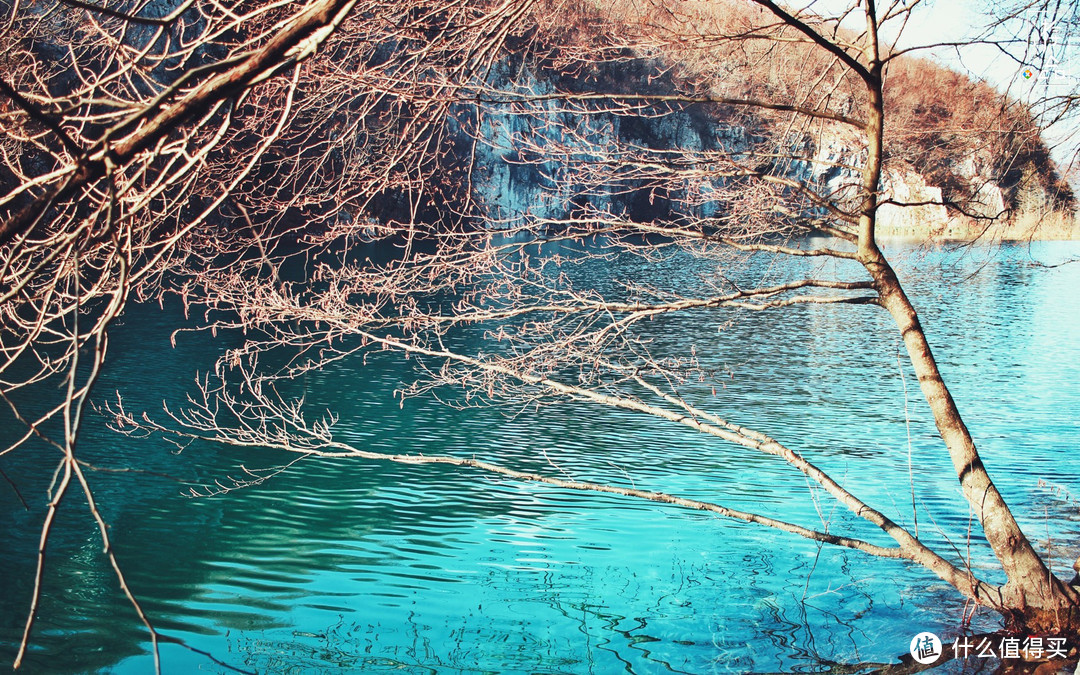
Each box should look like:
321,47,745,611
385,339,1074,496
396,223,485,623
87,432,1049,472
0,0,539,667
3,0,1080,669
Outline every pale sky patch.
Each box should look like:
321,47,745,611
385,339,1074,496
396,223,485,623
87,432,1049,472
792,0,1079,170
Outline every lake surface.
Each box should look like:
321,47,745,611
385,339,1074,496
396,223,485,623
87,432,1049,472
1,240,1079,673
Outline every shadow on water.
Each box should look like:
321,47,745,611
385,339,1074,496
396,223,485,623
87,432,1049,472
1,240,1079,673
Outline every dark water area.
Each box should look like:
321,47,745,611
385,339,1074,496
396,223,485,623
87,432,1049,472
1,240,1079,673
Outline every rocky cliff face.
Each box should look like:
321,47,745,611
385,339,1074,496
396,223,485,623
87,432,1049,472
455,57,1074,239
462,59,751,225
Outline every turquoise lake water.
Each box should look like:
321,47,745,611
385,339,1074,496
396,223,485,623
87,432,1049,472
1,240,1079,673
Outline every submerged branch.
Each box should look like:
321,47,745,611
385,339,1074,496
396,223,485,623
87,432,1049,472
107,316,1006,610
108,396,907,560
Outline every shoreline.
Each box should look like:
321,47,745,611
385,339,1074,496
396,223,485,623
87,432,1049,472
875,210,1080,242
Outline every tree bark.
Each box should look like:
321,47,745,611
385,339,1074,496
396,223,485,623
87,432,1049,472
854,38,1079,633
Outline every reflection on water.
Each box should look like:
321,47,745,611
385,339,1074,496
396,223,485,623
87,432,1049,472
1,241,1079,673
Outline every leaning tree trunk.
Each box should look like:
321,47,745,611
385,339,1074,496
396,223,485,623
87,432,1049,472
855,54,1079,634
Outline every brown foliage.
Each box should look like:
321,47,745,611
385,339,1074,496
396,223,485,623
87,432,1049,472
537,0,1072,212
